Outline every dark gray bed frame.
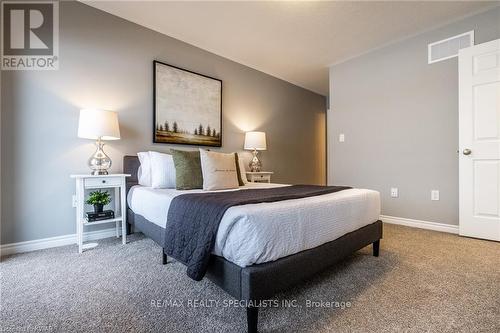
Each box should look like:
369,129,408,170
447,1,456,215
124,156,383,333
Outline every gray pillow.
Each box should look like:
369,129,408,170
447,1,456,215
170,149,203,190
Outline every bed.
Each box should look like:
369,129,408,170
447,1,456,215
124,156,383,332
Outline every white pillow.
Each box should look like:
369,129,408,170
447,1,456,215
199,149,239,191
237,155,249,185
150,151,176,189
137,152,152,187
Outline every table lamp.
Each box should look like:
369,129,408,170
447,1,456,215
244,131,267,172
78,109,120,175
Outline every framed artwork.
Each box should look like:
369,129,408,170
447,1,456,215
153,60,222,147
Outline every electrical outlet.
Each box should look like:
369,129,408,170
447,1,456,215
390,188,399,198
339,134,345,142
72,195,78,207
431,190,440,201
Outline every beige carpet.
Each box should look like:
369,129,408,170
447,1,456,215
1,223,499,332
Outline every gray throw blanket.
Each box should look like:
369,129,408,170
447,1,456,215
164,185,351,281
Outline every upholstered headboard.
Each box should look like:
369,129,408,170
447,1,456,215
123,155,140,195
123,155,140,230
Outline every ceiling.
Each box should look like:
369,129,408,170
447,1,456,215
83,1,498,95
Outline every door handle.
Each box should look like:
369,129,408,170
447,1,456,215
463,149,472,155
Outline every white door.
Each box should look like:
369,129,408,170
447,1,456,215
459,39,500,241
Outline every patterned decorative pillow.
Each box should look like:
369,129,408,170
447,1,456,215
199,149,239,191
171,149,203,190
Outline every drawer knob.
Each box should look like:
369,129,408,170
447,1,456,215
102,180,106,183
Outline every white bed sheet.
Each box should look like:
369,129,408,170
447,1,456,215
127,183,380,267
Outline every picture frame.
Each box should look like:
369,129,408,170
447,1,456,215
153,60,222,147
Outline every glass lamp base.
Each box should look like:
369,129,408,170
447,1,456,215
91,170,109,176
88,139,112,175
249,149,262,172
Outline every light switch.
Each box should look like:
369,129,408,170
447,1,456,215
339,134,345,142
431,190,440,201
390,188,399,198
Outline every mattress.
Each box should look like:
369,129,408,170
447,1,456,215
127,183,380,267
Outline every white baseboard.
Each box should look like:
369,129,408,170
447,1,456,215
0,215,459,256
381,215,459,234
0,228,118,257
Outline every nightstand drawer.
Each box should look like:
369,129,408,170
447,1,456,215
84,177,122,188
246,171,273,183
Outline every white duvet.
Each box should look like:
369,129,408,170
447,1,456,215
127,183,380,267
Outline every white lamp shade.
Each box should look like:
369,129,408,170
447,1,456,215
78,109,120,140
244,131,267,150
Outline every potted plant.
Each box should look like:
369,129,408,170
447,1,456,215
85,190,111,213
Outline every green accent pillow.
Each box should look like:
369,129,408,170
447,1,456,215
235,153,245,186
171,149,203,190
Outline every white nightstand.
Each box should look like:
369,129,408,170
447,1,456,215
246,171,274,183
71,174,130,253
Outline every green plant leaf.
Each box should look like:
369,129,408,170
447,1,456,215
85,190,111,206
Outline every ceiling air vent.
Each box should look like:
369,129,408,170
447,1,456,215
428,31,474,64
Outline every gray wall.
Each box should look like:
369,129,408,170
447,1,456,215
328,7,500,225
0,1,326,244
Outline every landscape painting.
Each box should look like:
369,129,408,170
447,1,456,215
154,61,222,147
